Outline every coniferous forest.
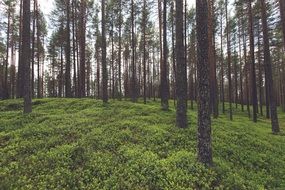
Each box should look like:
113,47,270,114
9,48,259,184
0,0,285,189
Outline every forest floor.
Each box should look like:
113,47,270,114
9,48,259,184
0,98,285,189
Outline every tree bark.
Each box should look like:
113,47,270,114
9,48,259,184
102,0,108,103
197,0,212,166
248,0,258,122
175,0,187,128
23,0,32,113
161,0,169,110
65,0,72,97
261,0,280,133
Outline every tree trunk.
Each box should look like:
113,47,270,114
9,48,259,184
118,0,122,100
79,0,86,98
248,0,258,122
4,8,11,99
102,0,108,103
175,0,187,128
131,0,137,102
261,0,280,133
226,0,232,120
23,0,32,113
197,0,212,166
161,0,169,110
65,0,72,97
31,0,36,98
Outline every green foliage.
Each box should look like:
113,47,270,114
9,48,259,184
0,98,284,189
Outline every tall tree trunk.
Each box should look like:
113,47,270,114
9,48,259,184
208,0,218,118
175,0,187,128
118,0,122,100
23,0,32,113
59,45,64,97
79,0,86,98
102,0,108,103
161,0,169,110
197,0,212,166
4,8,11,99
248,0,258,122
131,0,137,102
242,17,251,118
72,0,77,97
65,0,72,97
226,0,232,120
31,0,36,98
111,23,115,99
143,0,147,104
171,1,176,106
220,8,225,114
238,19,244,112
17,0,23,98
261,0,280,133
10,12,16,99
36,0,41,98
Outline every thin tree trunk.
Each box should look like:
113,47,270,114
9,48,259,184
31,0,36,98
102,0,108,103
248,0,258,122
226,0,232,120
161,0,169,110
65,0,72,97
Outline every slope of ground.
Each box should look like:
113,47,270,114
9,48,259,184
0,98,284,189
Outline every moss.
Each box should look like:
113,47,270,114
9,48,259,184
0,98,284,189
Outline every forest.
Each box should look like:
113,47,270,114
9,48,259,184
0,0,285,189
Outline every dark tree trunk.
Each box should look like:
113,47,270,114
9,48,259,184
72,0,77,97
143,0,147,104
36,0,41,98
102,0,108,103
118,0,122,100
4,9,11,99
31,0,36,98
161,0,169,110
242,18,251,118
226,0,232,120
196,0,212,166
261,0,280,133
171,1,176,106
131,0,137,102
65,0,72,98
23,0,32,113
208,0,218,118
238,19,244,112
248,0,258,123
220,9,225,114
79,0,86,98
175,0,187,128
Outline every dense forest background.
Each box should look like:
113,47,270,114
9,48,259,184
0,0,285,161
0,0,285,188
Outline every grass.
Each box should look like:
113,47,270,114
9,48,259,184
0,98,284,189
